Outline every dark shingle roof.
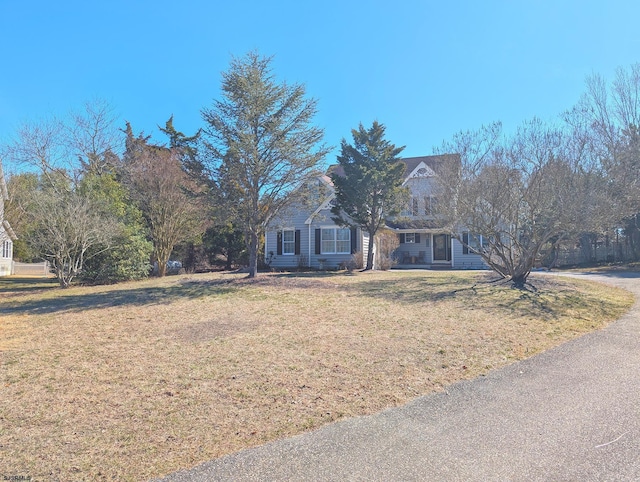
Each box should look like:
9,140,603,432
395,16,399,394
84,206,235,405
400,154,459,178
327,153,459,180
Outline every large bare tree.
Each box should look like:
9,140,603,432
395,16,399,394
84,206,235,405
436,119,587,286
66,98,122,175
562,64,640,259
28,188,119,287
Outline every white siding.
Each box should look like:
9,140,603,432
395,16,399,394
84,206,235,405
266,205,363,270
451,238,488,269
0,225,12,276
395,232,433,264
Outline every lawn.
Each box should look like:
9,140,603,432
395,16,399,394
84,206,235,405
0,270,634,481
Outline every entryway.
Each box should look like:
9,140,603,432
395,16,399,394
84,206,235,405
432,234,451,263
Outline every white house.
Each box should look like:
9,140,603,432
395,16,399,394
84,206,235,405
0,160,17,276
265,155,487,270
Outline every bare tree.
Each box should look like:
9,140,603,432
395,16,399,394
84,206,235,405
565,64,640,217
3,98,121,184
67,98,122,175
0,160,17,247
4,117,71,189
436,119,586,286
27,188,119,287
123,127,206,277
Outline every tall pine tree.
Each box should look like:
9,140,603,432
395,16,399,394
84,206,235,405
201,51,330,278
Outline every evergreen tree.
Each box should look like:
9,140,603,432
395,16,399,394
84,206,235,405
159,116,203,177
201,51,330,278
331,121,406,270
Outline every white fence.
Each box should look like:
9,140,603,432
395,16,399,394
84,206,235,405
12,261,51,276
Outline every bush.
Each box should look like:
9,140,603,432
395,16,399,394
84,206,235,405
375,229,399,270
79,231,153,284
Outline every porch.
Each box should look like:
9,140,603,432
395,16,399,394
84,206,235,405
392,232,452,268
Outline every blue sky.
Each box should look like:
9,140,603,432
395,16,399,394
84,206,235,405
1,1,639,169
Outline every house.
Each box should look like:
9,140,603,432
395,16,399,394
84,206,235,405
264,155,487,270
388,155,487,269
0,160,16,276
265,173,371,270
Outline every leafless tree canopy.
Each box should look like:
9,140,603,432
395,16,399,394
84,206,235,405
123,139,205,277
29,189,119,287
436,120,591,285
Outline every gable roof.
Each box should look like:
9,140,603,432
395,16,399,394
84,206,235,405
400,154,460,178
326,153,459,181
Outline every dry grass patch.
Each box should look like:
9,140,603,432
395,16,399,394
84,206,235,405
0,270,633,480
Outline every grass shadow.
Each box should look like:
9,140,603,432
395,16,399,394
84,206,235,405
0,277,58,294
353,273,503,304
0,278,239,316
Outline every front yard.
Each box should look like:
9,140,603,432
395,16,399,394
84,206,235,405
0,270,633,480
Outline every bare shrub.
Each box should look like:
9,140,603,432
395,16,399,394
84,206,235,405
375,229,399,270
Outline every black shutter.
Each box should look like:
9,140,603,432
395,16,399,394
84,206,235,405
350,227,357,254
295,230,301,255
277,231,283,255
462,232,468,254
315,228,321,255
415,233,421,244
399,233,405,244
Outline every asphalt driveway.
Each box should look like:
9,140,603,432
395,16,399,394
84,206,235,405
159,271,640,481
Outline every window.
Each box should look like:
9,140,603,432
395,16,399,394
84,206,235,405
462,232,482,254
401,197,419,216
425,196,438,215
2,240,11,258
400,233,421,244
282,229,295,255
277,229,299,255
321,228,351,254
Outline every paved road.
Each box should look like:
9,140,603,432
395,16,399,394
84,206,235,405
159,271,640,481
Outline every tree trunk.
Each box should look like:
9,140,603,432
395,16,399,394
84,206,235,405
225,253,233,271
248,230,259,278
365,229,376,270
510,272,528,288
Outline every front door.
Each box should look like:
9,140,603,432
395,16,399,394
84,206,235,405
433,234,451,262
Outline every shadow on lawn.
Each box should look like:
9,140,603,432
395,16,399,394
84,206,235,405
352,273,599,322
0,277,58,294
557,269,640,280
354,274,500,304
0,279,239,316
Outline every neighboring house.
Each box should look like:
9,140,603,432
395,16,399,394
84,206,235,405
265,155,487,270
0,160,17,276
